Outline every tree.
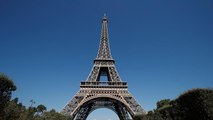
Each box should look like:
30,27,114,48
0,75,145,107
0,73,16,104
155,99,174,120
156,99,171,109
141,88,213,120
0,73,17,120
133,114,144,120
173,88,213,120
30,99,36,107
37,104,47,114
41,109,72,120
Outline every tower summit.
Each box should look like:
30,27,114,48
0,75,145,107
96,15,113,61
61,15,145,120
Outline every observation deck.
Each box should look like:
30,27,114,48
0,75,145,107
80,81,128,88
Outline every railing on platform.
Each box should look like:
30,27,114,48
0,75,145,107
80,81,128,88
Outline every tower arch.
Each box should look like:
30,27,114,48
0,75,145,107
73,97,133,120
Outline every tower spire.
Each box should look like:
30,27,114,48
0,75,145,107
96,15,113,60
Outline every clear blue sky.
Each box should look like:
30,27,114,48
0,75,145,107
1,0,213,120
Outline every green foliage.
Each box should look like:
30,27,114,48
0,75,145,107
36,109,72,120
173,88,213,120
0,73,16,104
146,111,164,120
133,114,144,120
0,73,17,120
2,98,27,120
37,104,47,114
1,99,72,120
156,99,171,109
155,99,174,120
137,88,213,120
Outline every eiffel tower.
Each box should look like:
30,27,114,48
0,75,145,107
61,15,145,120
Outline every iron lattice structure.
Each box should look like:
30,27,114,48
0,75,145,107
61,15,145,120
